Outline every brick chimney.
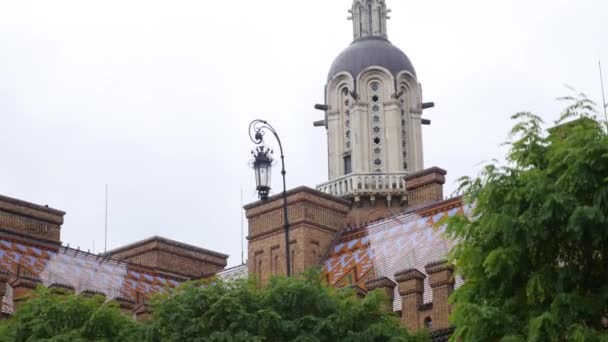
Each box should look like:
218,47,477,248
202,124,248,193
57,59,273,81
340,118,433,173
395,269,426,331
366,276,397,312
405,167,447,208
425,261,455,330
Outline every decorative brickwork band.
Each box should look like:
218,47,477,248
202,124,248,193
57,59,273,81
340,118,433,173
395,269,426,331
424,260,455,331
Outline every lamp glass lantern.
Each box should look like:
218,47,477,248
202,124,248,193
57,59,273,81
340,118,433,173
252,145,273,200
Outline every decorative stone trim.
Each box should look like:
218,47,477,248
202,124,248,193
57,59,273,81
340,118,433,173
365,276,396,291
425,260,454,274
394,268,426,282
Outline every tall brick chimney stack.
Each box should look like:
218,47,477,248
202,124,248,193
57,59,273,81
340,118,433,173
395,269,426,331
425,261,455,329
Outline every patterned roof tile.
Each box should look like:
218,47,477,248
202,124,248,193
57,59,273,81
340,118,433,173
322,198,467,311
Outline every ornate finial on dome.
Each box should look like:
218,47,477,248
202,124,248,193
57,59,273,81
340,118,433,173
348,0,390,41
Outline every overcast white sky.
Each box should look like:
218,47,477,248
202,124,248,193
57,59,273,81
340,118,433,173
1,0,606,267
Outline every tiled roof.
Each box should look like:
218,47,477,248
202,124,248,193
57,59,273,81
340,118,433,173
0,237,182,314
322,198,467,311
216,264,248,282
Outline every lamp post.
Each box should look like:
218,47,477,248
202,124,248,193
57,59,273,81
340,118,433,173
249,120,291,277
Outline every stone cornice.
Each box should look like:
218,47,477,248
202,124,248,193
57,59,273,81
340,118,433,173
0,194,65,216
394,268,426,282
425,260,454,274
0,194,65,225
105,236,228,260
366,276,396,290
243,186,351,212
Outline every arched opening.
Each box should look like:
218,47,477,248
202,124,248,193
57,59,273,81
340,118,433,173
367,2,373,34
424,316,432,329
369,80,383,172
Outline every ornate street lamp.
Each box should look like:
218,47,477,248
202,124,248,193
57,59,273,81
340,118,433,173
251,145,273,200
249,120,291,277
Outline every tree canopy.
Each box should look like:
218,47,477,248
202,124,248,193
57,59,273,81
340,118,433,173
446,94,608,341
145,271,427,342
0,272,426,341
0,287,139,342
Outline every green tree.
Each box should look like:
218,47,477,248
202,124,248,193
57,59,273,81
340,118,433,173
446,94,608,341
0,287,140,342
144,271,427,342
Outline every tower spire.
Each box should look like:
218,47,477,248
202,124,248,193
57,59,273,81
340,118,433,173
349,0,390,41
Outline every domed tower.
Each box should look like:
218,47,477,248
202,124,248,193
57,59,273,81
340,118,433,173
315,0,432,223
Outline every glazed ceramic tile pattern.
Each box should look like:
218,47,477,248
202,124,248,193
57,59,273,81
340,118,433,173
216,264,248,282
323,203,469,311
0,238,180,313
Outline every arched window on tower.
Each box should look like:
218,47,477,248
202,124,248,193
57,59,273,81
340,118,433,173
399,86,408,170
367,2,373,34
369,81,383,172
358,4,364,36
342,87,352,153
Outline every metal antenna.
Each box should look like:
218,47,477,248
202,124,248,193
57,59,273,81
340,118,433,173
599,60,608,130
104,184,108,253
241,187,245,265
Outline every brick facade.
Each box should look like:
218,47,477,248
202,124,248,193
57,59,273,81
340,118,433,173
0,195,64,244
245,187,350,285
0,194,228,320
105,236,228,279
247,168,459,334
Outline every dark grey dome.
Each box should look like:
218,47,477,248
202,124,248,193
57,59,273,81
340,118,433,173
328,37,416,81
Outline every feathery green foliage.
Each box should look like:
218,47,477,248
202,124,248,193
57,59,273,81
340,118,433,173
0,287,139,341
145,270,428,342
446,93,608,341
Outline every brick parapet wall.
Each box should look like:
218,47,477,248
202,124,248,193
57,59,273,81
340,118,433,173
246,187,349,285
106,237,228,279
0,195,65,244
